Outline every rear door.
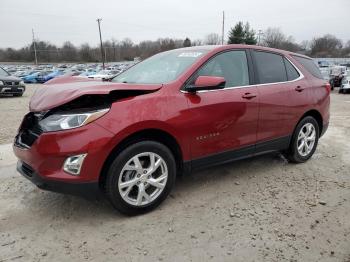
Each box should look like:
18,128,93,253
252,50,307,148
184,50,259,165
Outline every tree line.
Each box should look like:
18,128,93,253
1,22,349,63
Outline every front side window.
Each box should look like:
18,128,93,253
112,49,209,84
254,51,287,84
0,67,9,77
284,58,300,81
193,50,249,88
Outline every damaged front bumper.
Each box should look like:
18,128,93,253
13,121,115,198
17,160,100,198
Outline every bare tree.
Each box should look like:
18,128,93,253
204,33,221,45
262,28,286,48
342,40,350,57
310,34,343,57
262,28,300,52
300,40,310,51
192,39,203,46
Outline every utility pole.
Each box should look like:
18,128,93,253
32,29,38,65
112,40,116,62
96,18,105,69
221,11,225,45
258,30,263,45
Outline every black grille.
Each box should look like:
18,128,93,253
15,112,44,148
21,162,34,177
4,81,19,86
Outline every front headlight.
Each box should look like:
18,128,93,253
39,108,109,132
0,80,4,86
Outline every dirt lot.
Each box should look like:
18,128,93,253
0,85,349,261
0,84,37,144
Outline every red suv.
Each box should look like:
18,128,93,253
14,45,330,215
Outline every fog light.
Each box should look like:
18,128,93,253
63,154,87,175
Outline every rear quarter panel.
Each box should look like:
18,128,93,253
287,55,330,131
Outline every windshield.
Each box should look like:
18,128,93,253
112,49,208,84
0,67,10,77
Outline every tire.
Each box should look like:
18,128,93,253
339,89,343,94
285,116,319,163
105,141,176,215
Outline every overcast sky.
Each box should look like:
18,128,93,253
0,0,349,48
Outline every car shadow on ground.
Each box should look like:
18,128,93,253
21,152,288,220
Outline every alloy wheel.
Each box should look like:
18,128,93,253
118,152,168,206
297,123,316,157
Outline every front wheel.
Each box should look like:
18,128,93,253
105,141,176,215
285,116,319,163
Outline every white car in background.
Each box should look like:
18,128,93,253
320,67,330,81
339,76,350,94
88,70,121,80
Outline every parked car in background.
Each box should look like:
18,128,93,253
88,70,121,80
16,70,36,79
339,76,350,94
320,68,330,81
14,45,330,215
78,69,97,78
36,70,64,83
329,65,347,89
0,66,25,97
23,72,42,83
318,60,331,68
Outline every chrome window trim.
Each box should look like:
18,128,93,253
180,55,304,94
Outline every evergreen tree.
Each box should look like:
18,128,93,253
243,23,257,45
228,21,257,45
228,22,245,44
183,38,191,47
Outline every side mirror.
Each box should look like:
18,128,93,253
186,76,226,93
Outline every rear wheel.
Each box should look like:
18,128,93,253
285,116,319,163
105,141,176,215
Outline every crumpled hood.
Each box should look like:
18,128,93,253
29,77,162,112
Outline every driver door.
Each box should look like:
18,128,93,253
184,50,259,167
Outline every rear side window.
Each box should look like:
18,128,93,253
254,51,287,84
292,56,323,79
284,58,300,81
195,50,249,88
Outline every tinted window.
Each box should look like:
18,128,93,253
195,50,249,88
284,58,300,81
254,51,287,84
292,56,323,79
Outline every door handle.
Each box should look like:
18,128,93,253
295,86,304,92
242,93,257,99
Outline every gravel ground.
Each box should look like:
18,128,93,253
0,85,349,261
0,84,37,144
